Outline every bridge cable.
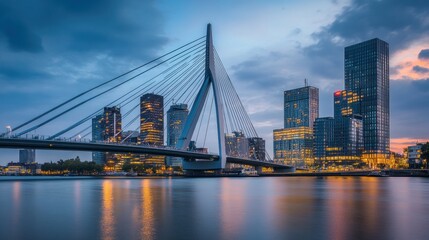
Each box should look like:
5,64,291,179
49,48,205,140
6,37,205,136
17,41,205,137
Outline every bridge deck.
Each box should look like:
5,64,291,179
0,138,292,170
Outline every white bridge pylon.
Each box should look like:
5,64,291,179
176,24,227,170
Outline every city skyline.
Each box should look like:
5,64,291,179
1,0,429,164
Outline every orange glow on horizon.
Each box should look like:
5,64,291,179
390,138,429,153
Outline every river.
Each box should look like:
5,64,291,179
0,176,428,240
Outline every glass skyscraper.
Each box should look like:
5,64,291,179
274,86,319,167
166,103,188,167
331,90,364,164
140,93,165,168
313,117,334,164
345,38,389,166
103,106,122,143
103,107,122,170
140,93,164,145
91,114,105,164
284,86,319,129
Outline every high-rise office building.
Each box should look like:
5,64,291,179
167,104,188,147
274,86,319,167
102,107,122,170
225,131,249,158
140,93,164,167
166,103,188,167
313,117,334,164
140,93,164,145
332,90,363,163
19,149,35,163
248,137,265,161
91,114,105,164
345,38,390,166
103,107,122,143
284,86,319,129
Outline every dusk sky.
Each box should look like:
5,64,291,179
1,0,429,164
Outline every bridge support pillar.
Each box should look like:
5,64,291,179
255,166,263,175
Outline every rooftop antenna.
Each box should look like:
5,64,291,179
304,78,308,87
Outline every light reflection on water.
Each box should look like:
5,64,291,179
1,176,429,240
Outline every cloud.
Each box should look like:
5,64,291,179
413,65,429,74
418,49,429,59
0,0,170,164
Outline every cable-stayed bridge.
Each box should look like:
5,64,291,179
0,24,294,173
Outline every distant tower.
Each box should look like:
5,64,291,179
140,93,164,145
333,90,363,163
91,114,105,164
225,131,249,158
103,107,122,143
345,38,389,167
19,149,35,163
166,103,188,167
313,117,334,164
140,93,164,167
274,86,319,167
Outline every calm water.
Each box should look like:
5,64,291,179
1,176,429,240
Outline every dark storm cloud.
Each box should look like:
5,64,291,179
413,65,429,74
0,0,169,96
304,0,429,79
0,0,170,163
418,49,429,60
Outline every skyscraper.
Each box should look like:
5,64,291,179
140,93,164,167
102,107,122,170
167,104,188,147
274,86,319,167
313,117,334,164
103,107,122,143
345,38,389,166
140,93,164,145
91,114,105,164
166,103,188,167
284,86,319,129
332,90,363,164
19,149,35,163
225,131,249,158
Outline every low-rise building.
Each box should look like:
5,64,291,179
4,162,41,175
407,144,423,169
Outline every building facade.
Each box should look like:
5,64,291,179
166,103,189,167
345,38,390,166
248,137,265,161
331,90,364,164
91,114,105,164
140,93,165,167
140,93,164,145
274,86,319,167
19,149,36,163
103,107,122,170
103,107,122,143
225,131,249,158
313,117,334,164
407,144,423,169
284,86,319,129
